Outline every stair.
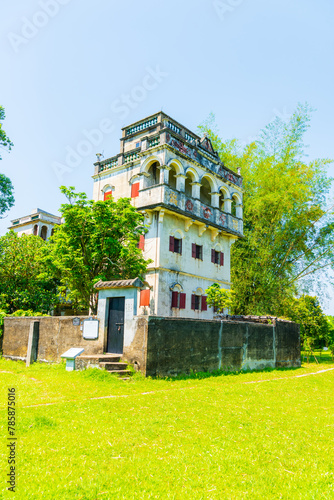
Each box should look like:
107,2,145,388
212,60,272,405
76,353,132,376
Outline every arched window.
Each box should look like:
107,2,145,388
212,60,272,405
40,226,47,241
231,197,237,217
200,177,211,205
145,161,160,188
185,171,194,197
168,165,177,190
33,224,38,236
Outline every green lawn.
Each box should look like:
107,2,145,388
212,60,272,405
1,356,334,499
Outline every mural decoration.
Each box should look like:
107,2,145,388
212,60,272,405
203,207,212,219
185,199,194,212
233,219,239,231
169,192,178,206
220,214,227,226
166,134,242,188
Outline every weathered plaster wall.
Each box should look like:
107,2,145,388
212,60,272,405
140,317,300,377
97,288,140,351
2,316,103,362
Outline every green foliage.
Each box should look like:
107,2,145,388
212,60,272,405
0,232,59,313
325,315,334,357
287,295,330,351
9,309,49,317
199,104,334,315
0,106,14,217
46,187,150,314
205,283,235,313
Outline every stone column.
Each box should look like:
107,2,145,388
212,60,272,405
224,198,232,214
26,321,40,367
191,182,201,199
176,174,186,192
210,192,220,208
236,203,243,219
162,165,171,184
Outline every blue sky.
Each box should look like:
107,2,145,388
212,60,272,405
1,0,334,310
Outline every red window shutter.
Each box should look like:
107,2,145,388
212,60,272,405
138,234,145,250
169,236,175,252
191,294,196,310
201,295,208,311
220,252,224,266
140,289,150,306
131,182,140,198
179,238,182,255
171,291,179,308
179,293,186,309
211,249,215,263
192,243,196,258
104,191,112,201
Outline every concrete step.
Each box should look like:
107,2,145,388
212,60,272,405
106,369,132,376
100,362,128,371
79,354,121,363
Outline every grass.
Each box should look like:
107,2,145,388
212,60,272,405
1,356,334,499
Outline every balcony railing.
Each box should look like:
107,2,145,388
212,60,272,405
134,185,243,236
126,117,158,136
148,136,160,148
124,151,139,163
99,156,118,172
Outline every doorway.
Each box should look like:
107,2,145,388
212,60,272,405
107,297,125,354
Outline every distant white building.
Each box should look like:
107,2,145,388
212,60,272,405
9,208,62,240
93,112,243,321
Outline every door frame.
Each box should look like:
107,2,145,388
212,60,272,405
106,296,125,354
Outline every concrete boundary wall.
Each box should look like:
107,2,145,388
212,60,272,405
2,315,300,377
2,316,102,362
138,316,300,377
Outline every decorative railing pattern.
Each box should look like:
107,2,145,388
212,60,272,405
135,185,243,236
124,151,139,163
148,136,160,148
126,117,158,136
99,157,118,172
165,121,181,135
185,132,196,144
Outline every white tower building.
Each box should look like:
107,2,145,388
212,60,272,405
92,112,243,319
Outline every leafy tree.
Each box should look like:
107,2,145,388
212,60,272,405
205,283,235,313
199,104,334,315
0,232,59,313
0,106,14,218
286,295,329,356
46,187,149,314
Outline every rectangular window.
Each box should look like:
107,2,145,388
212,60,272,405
171,291,186,309
131,182,140,198
191,294,201,310
191,294,207,311
211,249,224,266
169,236,182,255
140,289,150,306
192,243,203,260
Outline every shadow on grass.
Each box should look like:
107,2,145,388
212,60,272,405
153,365,305,382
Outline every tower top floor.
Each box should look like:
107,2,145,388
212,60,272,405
93,112,242,189
92,112,243,239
